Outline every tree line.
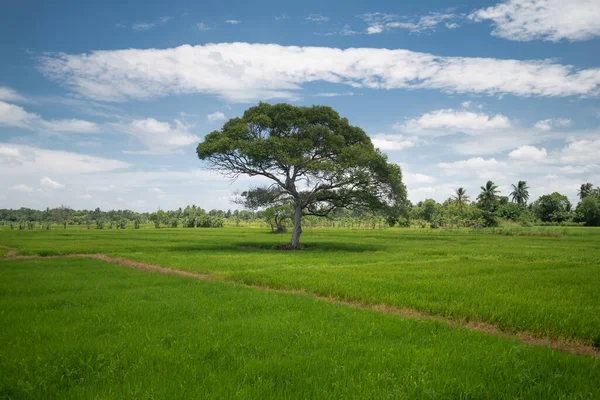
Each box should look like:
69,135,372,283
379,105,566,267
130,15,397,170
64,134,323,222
407,181,600,229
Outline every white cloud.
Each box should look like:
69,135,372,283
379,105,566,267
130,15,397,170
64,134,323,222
79,193,93,199
196,22,211,31
371,134,416,151
40,177,65,190
404,172,436,184
559,165,596,174
0,143,131,175
533,118,571,131
207,111,226,122
560,139,600,164
39,43,600,103
9,184,33,193
0,87,26,103
113,118,200,153
438,157,503,172
508,145,548,161
362,12,458,34
306,14,329,22
314,91,355,97
397,109,512,136
40,118,100,133
225,20,241,24
470,0,600,42
0,100,99,133
132,23,155,31
0,101,38,128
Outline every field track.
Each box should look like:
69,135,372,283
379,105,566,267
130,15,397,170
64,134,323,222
2,243,598,358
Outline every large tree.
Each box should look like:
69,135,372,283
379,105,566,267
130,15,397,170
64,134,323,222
510,180,530,206
197,103,407,248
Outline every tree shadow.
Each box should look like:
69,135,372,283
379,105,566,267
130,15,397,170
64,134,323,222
169,241,385,253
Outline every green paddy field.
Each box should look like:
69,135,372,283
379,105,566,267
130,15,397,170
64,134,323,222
1,226,599,398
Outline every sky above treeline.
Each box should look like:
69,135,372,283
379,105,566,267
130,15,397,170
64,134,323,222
1,0,599,211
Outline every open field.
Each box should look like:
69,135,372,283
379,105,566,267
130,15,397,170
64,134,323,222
1,227,599,344
1,227,599,397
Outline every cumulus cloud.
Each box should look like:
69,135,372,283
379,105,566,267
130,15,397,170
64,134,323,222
38,43,600,103
560,139,600,164
438,157,504,172
397,109,512,136
470,0,600,42
225,20,241,24
371,134,416,151
207,111,226,122
508,145,548,161
114,118,200,154
40,177,65,190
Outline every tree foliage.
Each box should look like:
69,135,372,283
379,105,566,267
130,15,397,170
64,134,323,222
197,102,407,248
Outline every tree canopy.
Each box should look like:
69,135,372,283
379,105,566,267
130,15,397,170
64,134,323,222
197,102,407,248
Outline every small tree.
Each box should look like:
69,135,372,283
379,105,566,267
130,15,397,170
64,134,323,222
510,180,530,206
197,103,406,248
477,181,500,212
51,205,74,230
532,192,572,222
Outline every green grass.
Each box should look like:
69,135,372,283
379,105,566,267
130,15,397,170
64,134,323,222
1,227,599,345
1,257,599,399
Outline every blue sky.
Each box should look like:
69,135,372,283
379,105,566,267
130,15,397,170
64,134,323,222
1,0,599,211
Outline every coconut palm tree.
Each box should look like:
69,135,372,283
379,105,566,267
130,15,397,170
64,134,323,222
477,180,500,211
510,180,530,206
452,187,470,210
578,183,594,200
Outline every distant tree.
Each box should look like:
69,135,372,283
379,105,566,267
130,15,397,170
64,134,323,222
532,192,572,223
510,180,530,206
575,196,600,226
197,102,406,248
477,181,500,211
451,188,470,210
578,183,595,200
51,205,74,230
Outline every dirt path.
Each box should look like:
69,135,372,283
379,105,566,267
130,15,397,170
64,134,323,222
1,245,598,358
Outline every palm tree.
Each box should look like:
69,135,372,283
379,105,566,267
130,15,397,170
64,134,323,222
510,180,530,206
452,187,470,210
578,183,594,200
477,181,500,211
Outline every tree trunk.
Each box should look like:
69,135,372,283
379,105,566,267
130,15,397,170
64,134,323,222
290,203,303,249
